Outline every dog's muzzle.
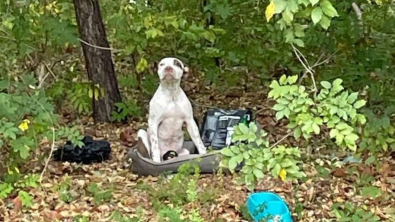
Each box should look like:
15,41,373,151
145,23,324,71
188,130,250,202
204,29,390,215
164,66,175,79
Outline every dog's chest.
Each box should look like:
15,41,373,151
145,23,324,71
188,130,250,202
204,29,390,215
157,101,186,139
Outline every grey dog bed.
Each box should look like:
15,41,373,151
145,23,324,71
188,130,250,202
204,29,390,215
126,141,234,176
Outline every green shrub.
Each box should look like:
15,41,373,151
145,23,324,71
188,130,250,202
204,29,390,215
269,75,367,151
220,122,305,190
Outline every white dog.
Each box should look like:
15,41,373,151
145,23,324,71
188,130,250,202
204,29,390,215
137,57,207,162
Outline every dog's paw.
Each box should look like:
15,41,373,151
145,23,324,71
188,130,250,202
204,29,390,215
199,148,207,154
152,154,161,163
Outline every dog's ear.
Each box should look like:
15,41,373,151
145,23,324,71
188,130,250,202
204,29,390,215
182,66,189,79
183,66,189,74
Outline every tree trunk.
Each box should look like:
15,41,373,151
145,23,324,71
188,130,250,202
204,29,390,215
73,0,121,122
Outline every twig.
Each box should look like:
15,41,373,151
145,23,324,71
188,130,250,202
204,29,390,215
37,72,50,89
30,92,56,183
293,45,311,69
78,38,124,52
44,62,58,81
299,49,339,83
39,127,55,182
311,50,339,69
269,131,294,149
291,44,318,93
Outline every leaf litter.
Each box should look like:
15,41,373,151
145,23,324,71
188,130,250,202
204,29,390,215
1,81,395,222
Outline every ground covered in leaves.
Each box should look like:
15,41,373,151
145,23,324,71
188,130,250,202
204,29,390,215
1,84,395,222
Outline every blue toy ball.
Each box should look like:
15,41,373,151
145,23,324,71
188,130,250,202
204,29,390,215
246,192,293,222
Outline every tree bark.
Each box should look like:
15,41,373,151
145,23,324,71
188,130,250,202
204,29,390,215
73,0,121,122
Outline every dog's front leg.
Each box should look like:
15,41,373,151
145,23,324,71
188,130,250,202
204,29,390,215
148,116,161,162
186,117,207,154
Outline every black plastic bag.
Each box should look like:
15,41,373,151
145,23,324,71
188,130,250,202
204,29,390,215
53,136,111,164
200,109,253,150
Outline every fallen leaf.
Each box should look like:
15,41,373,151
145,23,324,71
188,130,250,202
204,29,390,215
42,210,61,221
331,168,347,178
12,197,22,213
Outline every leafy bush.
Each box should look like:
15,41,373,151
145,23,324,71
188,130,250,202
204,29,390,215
360,108,395,154
331,202,380,222
0,75,83,203
135,163,211,220
269,75,367,151
86,183,113,205
220,122,305,190
111,100,142,122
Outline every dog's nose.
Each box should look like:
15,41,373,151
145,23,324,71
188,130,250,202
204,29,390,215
165,66,173,72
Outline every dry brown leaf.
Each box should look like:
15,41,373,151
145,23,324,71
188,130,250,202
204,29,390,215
12,197,22,213
331,168,347,178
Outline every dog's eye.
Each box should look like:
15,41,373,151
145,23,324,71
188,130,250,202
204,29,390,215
173,60,183,69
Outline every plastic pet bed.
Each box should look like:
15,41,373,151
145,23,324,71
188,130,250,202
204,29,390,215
127,141,240,176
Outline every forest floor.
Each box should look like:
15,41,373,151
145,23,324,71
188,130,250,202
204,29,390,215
2,82,395,222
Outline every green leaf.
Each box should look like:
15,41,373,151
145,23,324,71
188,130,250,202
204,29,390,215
18,191,33,207
19,146,30,159
253,169,265,179
347,92,359,104
354,100,366,109
287,75,298,84
320,0,339,17
0,183,13,198
221,148,234,157
329,129,338,138
249,122,258,133
279,75,287,84
312,123,320,134
272,163,281,177
273,104,286,111
274,0,287,14
235,154,244,164
336,133,344,144
345,133,359,143
319,15,331,30
309,0,319,6
228,157,238,171
230,145,240,154
294,128,302,139
320,81,331,89
358,115,367,124
276,111,285,120
294,39,304,47
365,156,376,165
269,80,280,89
311,7,323,24
361,186,381,199
294,24,305,38
243,151,250,159
283,9,294,23
239,124,249,134
281,158,294,168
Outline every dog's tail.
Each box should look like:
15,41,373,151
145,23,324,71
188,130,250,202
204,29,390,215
137,129,151,158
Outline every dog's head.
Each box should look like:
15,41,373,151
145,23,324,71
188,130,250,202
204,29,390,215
157,57,189,81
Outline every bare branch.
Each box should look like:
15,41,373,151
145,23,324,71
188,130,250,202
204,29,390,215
269,131,294,149
40,127,55,182
78,38,124,52
291,44,318,93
